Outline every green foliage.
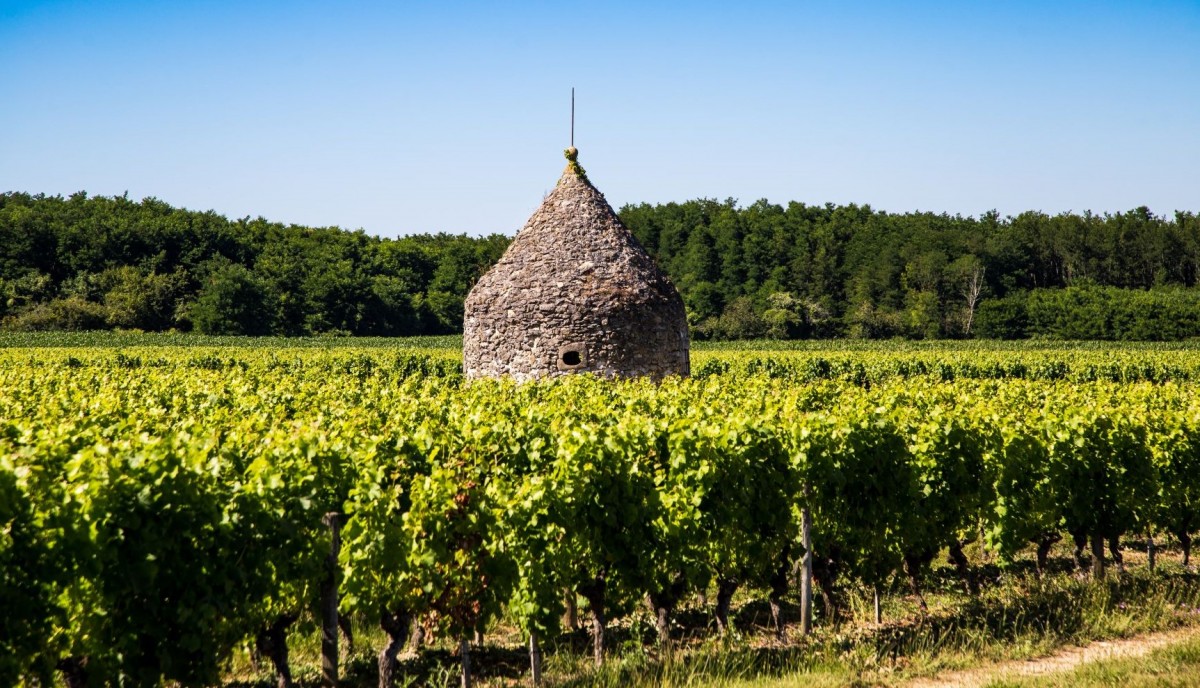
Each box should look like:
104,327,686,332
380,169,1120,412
53,432,275,685
405,448,513,637
703,296,766,340
903,290,942,339
893,401,992,583
0,468,59,685
98,266,185,330
985,414,1060,564
190,263,275,335
0,192,508,337
0,271,54,317
563,147,588,181
761,291,804,339
3,296,109,331
2,345,1200,684
620,200,1200,340
1024,285,1200,340
975,293,1030,339
790,405,911,588
679,398,797,593
1148,412,1200,551
5,192,1200,340
555,402,661,618
1046,410,1157,540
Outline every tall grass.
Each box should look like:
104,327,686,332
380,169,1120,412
547,571,1200,688
222,565,1200,686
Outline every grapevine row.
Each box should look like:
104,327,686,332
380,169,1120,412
12,345,1200,383
1,355,1198,686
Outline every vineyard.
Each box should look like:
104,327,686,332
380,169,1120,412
3,342,1200,687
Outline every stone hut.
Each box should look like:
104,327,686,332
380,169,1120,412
463,148,689,381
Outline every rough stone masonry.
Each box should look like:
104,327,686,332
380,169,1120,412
462,149,689,380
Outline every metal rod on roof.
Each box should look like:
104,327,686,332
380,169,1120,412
571,88,575,148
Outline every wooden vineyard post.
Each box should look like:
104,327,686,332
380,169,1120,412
873,584,882,624
1090,531,1106,580
529,632,543,687
460,635,472,688
321,512,344,688
800,493,813,636
563,590,579,632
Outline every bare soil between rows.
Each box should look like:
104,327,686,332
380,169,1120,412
906,624,1200,687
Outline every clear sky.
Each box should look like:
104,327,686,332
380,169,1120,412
2,1,1197,237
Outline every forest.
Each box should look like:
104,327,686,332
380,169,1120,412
2,191,1199,340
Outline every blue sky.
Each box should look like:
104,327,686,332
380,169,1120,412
1,1,1197,237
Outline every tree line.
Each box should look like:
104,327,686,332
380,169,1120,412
0,192,506,336
3,191,1200,339
620,200,1200,340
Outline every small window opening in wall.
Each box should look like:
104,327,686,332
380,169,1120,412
557,343,587,371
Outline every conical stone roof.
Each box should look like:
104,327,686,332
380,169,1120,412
463,149,690,381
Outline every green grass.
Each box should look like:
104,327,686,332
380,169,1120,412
8,330,1200,352
221,556,1200,687
545,567,1200,688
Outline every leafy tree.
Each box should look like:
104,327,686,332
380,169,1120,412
975,293,1029,339
903,290,942,339
190,263,275,335
684,280,723,327
99,266,185,330
762,291,804,339
714,296,766,339
4,189,1200,340
4,297,109,331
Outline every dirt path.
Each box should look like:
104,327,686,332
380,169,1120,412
905,625,1200,687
